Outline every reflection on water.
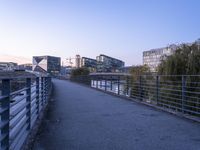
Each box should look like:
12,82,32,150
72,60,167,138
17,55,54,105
91,80,131,97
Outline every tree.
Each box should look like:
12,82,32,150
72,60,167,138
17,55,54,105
71,67,90,78
158,43,200,75
129,65,151,100
70,68,90,85
157,43,200,116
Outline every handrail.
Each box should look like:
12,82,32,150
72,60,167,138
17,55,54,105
0,76,52,150
71,74,200,119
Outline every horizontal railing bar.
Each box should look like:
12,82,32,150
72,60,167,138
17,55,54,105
158,97,182,106
10,95,27,107
31,94,37,101
31,90,37,95
158,102,182,111
10,102,29,119
10,88,28,96
159,91,182,98
10,123,29,150
10,109,28,129
182,108,200,115
31,84,36,88
159,94,182,102
10,116,28,141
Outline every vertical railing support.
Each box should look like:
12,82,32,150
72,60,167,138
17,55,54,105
36,77,40,114
127,77,129,96
182,75,186,113
26,78,31,130
105,78,107,91
96,78,98,89
100,80,102,89
139,76,142,101
110,77,113,91
1,79,10,150
117,76,120,95
44,77,47,104
156,75,160,105
41,77,44,108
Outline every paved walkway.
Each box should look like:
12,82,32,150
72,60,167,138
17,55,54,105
33,79,200,150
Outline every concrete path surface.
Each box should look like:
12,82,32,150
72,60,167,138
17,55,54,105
33,79,200,150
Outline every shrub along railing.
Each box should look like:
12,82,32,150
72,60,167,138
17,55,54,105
0,75,52,150
71,73,200,119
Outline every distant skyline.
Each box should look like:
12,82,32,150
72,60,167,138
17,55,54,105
0,0,200,65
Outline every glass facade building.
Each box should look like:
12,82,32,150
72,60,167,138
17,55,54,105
96,54,125,72
143,45,177,72
81,57,97,72
32,56,61,75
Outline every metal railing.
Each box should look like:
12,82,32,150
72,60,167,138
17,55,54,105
0,76,52,150
71,74,200,118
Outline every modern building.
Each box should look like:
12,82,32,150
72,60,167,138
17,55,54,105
0,62,18,71
81,57,97,72
75,55,81,68
96,54,125,72
18,63,32,71
143,44,177,72
32,56,61,75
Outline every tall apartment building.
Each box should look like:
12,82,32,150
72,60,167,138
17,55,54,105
143,45,177,72
96,54,125,72
32,55,61,75
75,55,81,68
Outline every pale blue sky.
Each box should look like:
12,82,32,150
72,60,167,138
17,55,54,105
0,0,200,65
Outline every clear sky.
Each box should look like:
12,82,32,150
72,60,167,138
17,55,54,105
0,0,200,65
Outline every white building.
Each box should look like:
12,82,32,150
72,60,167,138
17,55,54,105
143,44,177,72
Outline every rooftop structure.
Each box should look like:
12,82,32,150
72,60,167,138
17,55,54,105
32,55,61,75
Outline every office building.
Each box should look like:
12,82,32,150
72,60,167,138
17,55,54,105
143,45,177,72
0,62,18,71
96,54,125,72
81,57,97,72
32,56,61,75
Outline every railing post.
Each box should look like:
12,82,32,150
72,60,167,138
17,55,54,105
47,77,50,100
44,77,47,104
100,80,102,89
127,76,129,96
117,76,120,95
139,76,142,101
182,75,186,113
96,77,98,89
1,79,10,150
105,78,107,91
110,76,113,91
36,77,40,114
26,78,31,130
156,75,160,105
41,77,44,108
